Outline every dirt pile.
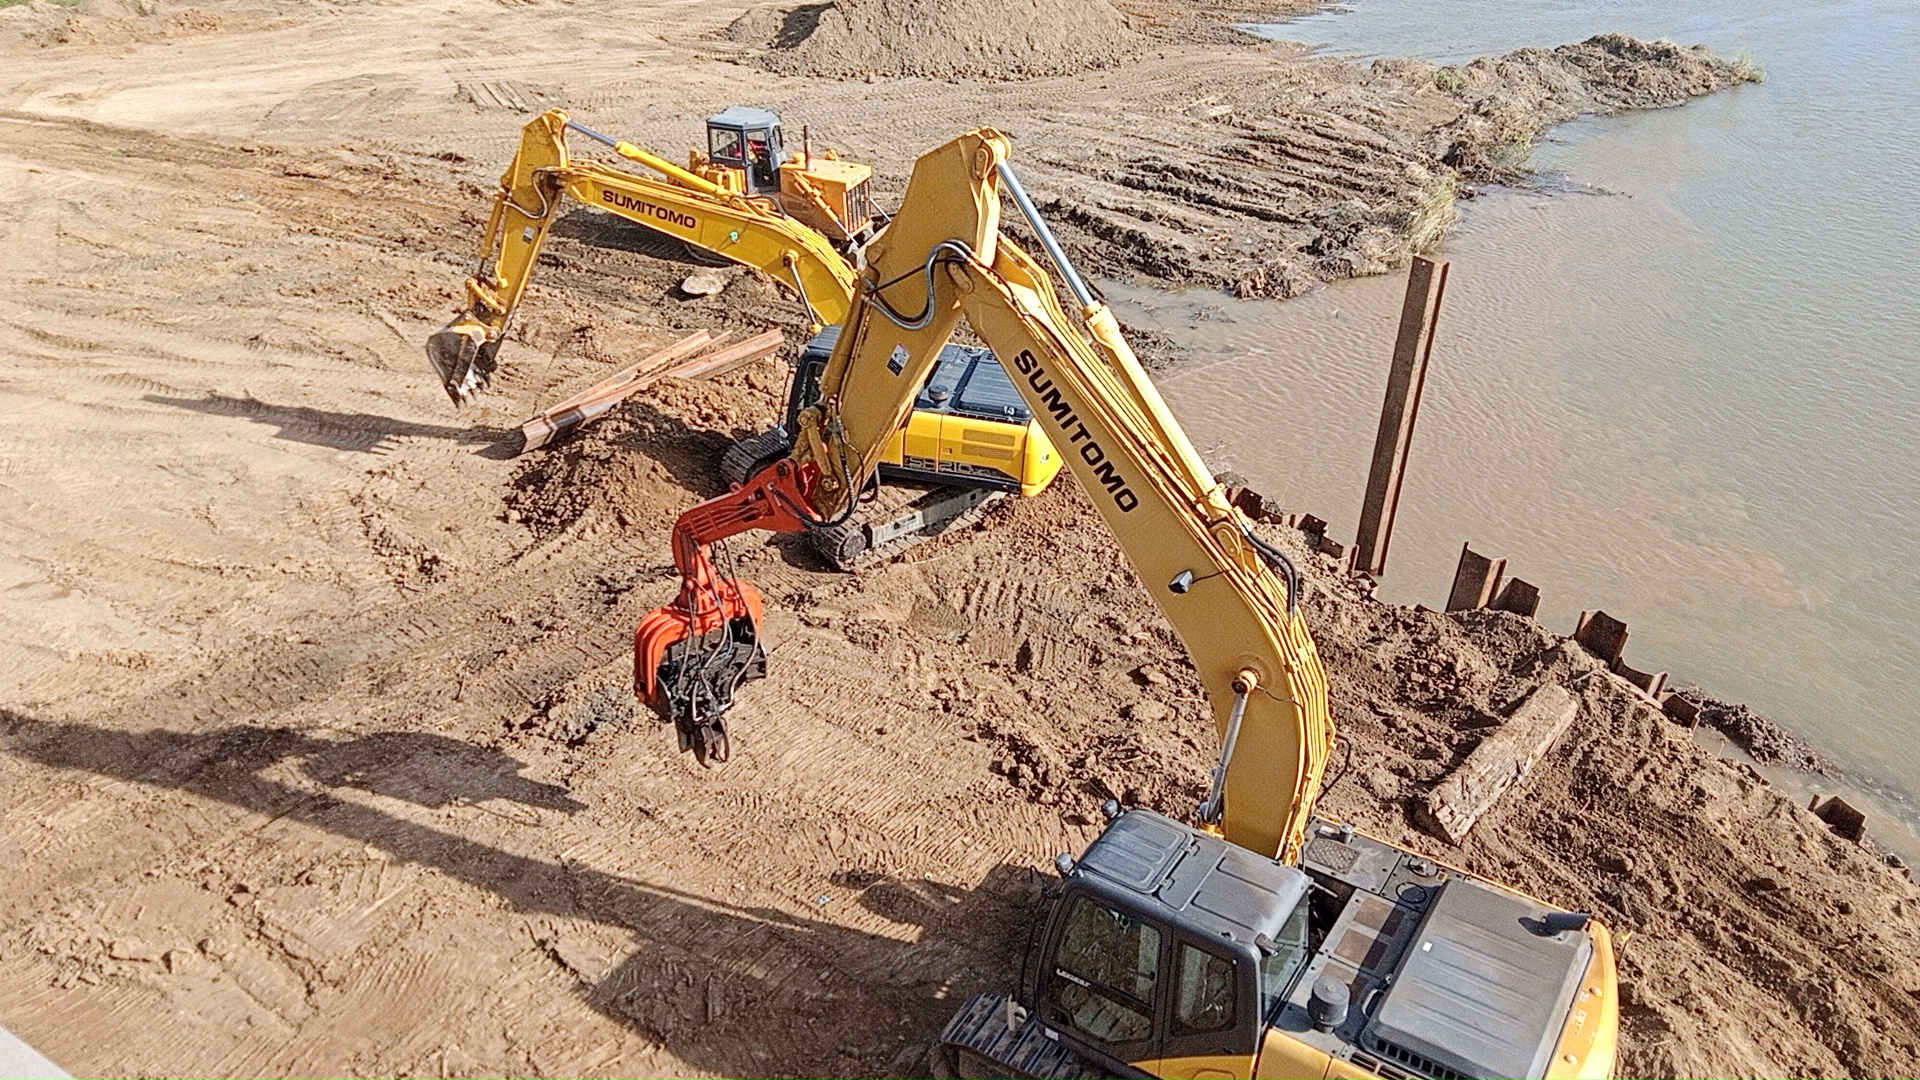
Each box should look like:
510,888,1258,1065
733,0,1141,79
1042,33,1757,296
1411,33,1764,181
0,4,1889,1076
520,386,1920,1076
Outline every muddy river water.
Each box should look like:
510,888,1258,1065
1112,0,1920,839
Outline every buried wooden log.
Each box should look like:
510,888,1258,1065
1573,609,1630,667
1446,543,1505,612
1418,682,1579,845
1489,576,1540,618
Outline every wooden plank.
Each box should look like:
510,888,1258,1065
518,330,783,453
548,330,714,414
1353,255,1449,577
1418,683,1579,844
669,329,785,382
520,332,712,452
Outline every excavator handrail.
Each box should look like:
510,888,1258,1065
426,110,860,403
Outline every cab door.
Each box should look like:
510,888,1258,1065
1037,893,1168,1074
1156,939,1259,1079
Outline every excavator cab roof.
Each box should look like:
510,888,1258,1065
706,107,786,191
1070,809,1309,948
707,105,781,130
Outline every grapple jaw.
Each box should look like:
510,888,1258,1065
635,577,768,767
426,315,502,405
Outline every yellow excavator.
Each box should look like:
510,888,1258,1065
426,108,866,405
428,108,1068,564
630,129,1619,1079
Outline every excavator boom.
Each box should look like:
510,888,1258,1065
639,128,1329,856
426,110,857,404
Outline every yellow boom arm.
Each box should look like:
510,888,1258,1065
427,110,858,404
793,130,1334,860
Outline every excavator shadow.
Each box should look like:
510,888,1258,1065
0,709,1040,1077
551,209,733,269
143,393,513,454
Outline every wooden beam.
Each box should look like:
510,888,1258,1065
518,329,783,453
1353,255,1449,577
1445,543,1505,612
1419,682,1579,844
670,329,786,382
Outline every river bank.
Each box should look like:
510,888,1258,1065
0,0,1911,1076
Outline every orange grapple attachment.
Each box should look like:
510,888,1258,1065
633,459,820,765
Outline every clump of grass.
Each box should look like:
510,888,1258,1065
1405,173,1460,253
1733,46,1766,84
1433,66,1468,93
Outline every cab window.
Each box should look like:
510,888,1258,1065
1047,897,1161,1045
1173,943,1238,1035
709,127,743,163
745,130,776,187
1259,895,1312,1020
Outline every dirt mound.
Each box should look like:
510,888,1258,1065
1670,688,1833,773
734,0,1141,80
1415,33,1762,181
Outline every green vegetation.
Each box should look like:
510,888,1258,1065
1405,174,1460,253
1734,46,1767,84
1432,67,1468,93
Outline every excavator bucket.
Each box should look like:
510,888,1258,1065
426,315,501,405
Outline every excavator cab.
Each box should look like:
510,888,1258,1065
784,327,1060,496
705,106,785,194
937,810,1617,1080
699,107,877,243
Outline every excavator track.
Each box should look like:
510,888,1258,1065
721,429,1007,571
812,486,1003,571
719,429,796,488
931,994,1105,1080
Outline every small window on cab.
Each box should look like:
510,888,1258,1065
1173,943,1238,1035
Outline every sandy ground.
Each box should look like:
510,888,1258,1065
0,0,1913,1076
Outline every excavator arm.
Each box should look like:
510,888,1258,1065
427,110,858,404
635,129,1332,861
